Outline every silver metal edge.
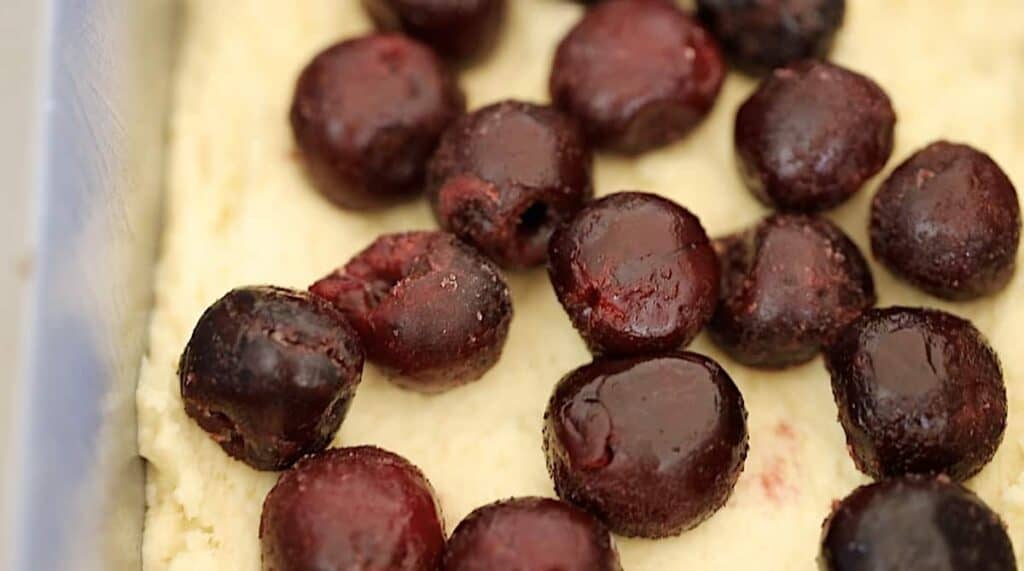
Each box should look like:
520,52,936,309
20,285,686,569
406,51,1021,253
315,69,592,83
4,1,179,569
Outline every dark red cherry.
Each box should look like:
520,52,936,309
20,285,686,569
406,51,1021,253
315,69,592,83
825,307,1007,481
820,475,1016,571
697,0,845,74
362,0,505,60
443,497,621,571
548,192,720,356
290,34,465,208
735,60,895,212
428,100,593,268
543,353,748,538
870,141,1021,300
179,286,364,471
550,0,726,153
310,231,512,392
260,446,445,571
709,214,875,368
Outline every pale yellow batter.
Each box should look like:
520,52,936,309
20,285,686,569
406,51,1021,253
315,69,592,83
137,1,1024,568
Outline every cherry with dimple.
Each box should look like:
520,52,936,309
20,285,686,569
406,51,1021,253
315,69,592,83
428,100,593,268
310,231,512,392
708,213,876,368
543,352,748,538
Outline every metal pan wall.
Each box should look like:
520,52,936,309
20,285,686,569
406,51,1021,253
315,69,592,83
2,1,179,569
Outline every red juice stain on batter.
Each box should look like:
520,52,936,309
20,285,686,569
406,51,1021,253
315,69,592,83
759,458,790,503
758,421,801,504
775,421,796,441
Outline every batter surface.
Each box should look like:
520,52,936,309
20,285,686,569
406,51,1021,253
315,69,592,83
137,1,1024,568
